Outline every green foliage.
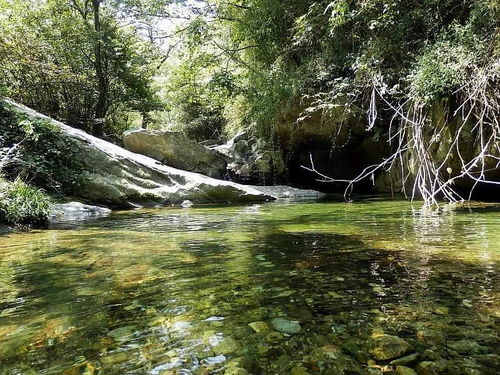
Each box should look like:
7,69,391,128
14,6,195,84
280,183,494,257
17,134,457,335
0,178,51,226
1,0,498,148
0,0,162,137
163,0,498,144
0,104,85,195
409,22,492,104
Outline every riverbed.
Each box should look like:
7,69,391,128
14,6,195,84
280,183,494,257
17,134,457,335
0,199,498,374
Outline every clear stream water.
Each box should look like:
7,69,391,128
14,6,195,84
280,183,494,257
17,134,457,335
0,199,498,375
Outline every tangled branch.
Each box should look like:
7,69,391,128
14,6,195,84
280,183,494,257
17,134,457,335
302,60,500,207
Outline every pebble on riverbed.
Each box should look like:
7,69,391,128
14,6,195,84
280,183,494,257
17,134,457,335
248,321,271,333
270,318,301,334
368,334,413,361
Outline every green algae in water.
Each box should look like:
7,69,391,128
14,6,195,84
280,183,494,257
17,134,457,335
0,200,499,374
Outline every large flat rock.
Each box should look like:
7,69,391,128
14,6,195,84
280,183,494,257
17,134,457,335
5,100,275,208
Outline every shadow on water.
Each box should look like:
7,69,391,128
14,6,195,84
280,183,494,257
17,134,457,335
0,201,499,374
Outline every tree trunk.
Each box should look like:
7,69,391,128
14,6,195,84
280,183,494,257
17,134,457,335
92,0,107,136
141,111,152,129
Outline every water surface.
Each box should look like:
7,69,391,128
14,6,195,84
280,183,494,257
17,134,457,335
0,200,499,374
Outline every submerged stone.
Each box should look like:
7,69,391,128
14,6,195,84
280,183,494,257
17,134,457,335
106,326,136,342
224,368,248,375
101,352,129,365
473,354,500,368
265,331,284,343
248,321,271,334
433,307,449,315
327,291,343,299
415,361,440,375
447,340,488,355
214,338,240,355
396,366,418,375
270,318,301,334
416,329,445,346
369,335,412,361
391,353,420,365
291,366,309,375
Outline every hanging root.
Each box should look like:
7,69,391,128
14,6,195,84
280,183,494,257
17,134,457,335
302,60,500,207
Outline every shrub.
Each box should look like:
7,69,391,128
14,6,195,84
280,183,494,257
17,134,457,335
0,103,85,195
0,178,51,226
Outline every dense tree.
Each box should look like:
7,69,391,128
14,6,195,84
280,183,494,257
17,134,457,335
161,0,499,202
0,0,162,136
1,0,499,202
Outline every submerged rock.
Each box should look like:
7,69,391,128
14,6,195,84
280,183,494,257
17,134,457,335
290,366,309,375
415,361,440,375
416,329,445,346
391,353,420,365
101,352,129,366
369,335,412,361
248,321,271,334
123,129,228,178
224,368,248,375
447,340,488,355
473,354,500,369
213,338,240,355
396,366,418,375
106,326,136,342
265,331,284,343
270,318,301,334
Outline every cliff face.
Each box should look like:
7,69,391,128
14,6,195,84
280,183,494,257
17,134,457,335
276,100,500,200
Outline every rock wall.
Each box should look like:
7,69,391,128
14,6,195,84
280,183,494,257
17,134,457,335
274,99,500,199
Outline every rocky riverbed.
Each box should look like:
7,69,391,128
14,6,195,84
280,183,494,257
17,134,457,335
0,200,498,374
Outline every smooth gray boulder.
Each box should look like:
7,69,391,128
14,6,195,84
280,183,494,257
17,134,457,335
4,100,275,208
123,129,228,178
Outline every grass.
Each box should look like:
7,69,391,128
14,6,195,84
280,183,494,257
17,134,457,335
0,177,51,226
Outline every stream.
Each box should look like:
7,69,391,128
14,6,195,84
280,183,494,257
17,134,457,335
0,199,499,374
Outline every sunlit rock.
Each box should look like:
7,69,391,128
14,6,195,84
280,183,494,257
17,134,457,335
208,131,286,185
50,202,111,223
4,100,276,207
123,129,228,178
368,334,412,361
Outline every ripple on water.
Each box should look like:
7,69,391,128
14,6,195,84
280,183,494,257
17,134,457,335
0,200,499,374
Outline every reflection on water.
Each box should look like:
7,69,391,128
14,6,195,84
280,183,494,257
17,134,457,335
0,200,499,375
